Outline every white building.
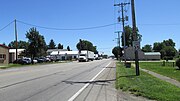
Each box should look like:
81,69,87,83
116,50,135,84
50,51,79,60
9,49,25,63
47,49,68,55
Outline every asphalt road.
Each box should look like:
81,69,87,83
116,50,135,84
0,59,117,101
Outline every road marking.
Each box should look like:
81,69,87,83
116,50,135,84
68,62,111,101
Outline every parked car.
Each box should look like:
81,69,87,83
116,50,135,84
13,58,31,65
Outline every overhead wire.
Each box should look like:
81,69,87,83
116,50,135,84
16,20,116,31
0,20,14,32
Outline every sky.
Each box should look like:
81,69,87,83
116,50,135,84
0,0,180,55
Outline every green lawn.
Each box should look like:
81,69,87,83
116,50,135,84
0,64,23,69
139,62,180,82
116,62,180,101
0,61,69,69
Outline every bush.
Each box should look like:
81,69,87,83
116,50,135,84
176,58,180,69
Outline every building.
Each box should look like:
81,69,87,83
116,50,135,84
50,51,79,60
0,44,9,65
144,52,161,60
9,49,25,63
123,46,145,60
47,49,68,55
123,46,161,61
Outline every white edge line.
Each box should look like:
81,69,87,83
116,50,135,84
68,62,111,101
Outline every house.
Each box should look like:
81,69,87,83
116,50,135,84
50,51,79,60
9,49,25,63
0,44,9,65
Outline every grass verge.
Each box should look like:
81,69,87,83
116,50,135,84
139,62,180,82
0,61,70,69
116,62,180,101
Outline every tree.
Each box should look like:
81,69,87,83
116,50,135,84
153,39,177,59
142,44,152,52
48,39,56,49
163,39,175,47
121,25,142,47
112,46,123,59
26,27,47,58
57,43,63,49
2,43,6,46
161,46,177,60
8,40,29,49
67,46,71,51
153,42,165,52
76,39,98,53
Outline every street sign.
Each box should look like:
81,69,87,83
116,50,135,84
133,41,140,49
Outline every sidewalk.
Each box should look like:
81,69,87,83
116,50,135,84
132,64,180,88
140,68,180,88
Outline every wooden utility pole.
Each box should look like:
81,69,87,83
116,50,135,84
115,31,121,61
131,0,140,76
114,2,130,64
15,19,18,61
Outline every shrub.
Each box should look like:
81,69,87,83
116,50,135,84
176,58,180,69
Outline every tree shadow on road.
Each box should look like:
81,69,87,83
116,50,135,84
103,66,116,68
62,79,116,86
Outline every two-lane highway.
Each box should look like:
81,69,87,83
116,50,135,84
0,59,117,101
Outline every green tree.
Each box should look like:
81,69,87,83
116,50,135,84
112,46,123,59
57,43,63,49
142,44,152,52
153,39,177,59
48,39,56,49
8,40,29,49
26,27,47,58
121,25,142,47
163,39,175,47
76,39,98,53
2,43,6,46
162,46,177,60
67,46,71,51
153,42,165,52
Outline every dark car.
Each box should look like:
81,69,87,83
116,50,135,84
13,58,31,65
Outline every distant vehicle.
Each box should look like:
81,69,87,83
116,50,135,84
35,57,49,63
94,54,100,60
78,50,94,62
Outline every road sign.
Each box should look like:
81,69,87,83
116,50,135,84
133,41,140,49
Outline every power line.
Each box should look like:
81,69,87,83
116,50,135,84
0,20,14,32
16,20,116,31
138,23,180,26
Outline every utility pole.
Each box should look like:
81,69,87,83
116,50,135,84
114,2,130,64
131,0,140,76
115,31,121,61
14,19,18,61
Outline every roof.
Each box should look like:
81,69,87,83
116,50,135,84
47,49,68,52
51,51,79,55
0,44,9,49
9,49,25,53
144,52,161,55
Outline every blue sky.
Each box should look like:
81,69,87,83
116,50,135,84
0,0,180,55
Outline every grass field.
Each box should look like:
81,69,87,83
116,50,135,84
139,62,180,82
116,62,180,101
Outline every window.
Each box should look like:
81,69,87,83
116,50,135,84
0,54,6,60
